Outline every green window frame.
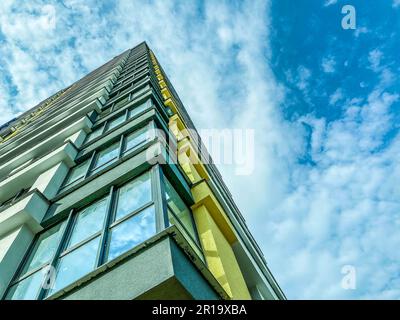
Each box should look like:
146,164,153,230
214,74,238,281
5,169,158,300
84,98,152,145
59,121,154,193
4,166,202,300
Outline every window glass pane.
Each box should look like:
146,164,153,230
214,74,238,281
93,142,119,170
123,126,148,153
128,100,150,119
131,85,149,100
167,208,203,260
22,222,66,275
86,126,103,143
115,171,152,221
49,236,100,296
106,113,125,131
119,84,132,97
100,106,111,117
113,96,129,111
63,160,90,186
6,270,43,300
107,206,155,261
164,179,197,242
67,197,108,248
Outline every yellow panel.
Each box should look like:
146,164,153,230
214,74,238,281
193,205,251,300
177,138,209,181
191,181,236,244
164,98,178,114
161,88,171,100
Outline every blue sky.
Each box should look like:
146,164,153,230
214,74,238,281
0,0,399,299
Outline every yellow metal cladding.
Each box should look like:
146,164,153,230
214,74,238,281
149,50,251,299
193,205,251,299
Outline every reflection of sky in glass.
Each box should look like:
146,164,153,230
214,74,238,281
164,179,196,239
49,237,100,295
95,142,119,168
124,127,147,152
65,160,89,185
107,205,155,261
6,270,43,300
86,126,103,143
115,171,151,221
22,222,66,275
113,96,129,110
107,113,125,131
67,198,108,248
128,101,149,119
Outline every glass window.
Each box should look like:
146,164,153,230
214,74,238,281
106,113,126,131
131,85,149,100
128,100,150,119
93,142,119,170
123,126,148,153
86,126,103,143
6,270,44,300
63,160,90,187
115,172,152,221
164,179,198,244
113,96,129,111
67,197,108,248
167,208,203,260
21,222,66,275
100,106,111,117
107,205,155,261
119,84,133,97
49,237,100,296
6,221,66,300
7,170,161,300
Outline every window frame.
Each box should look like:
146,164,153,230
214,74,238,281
162,173,203,253
59,120,154,194
4,167,165,300
84,98,152,146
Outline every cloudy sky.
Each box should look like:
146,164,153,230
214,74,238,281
1,0,399,299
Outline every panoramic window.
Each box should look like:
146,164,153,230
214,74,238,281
85,99,151,146
5,170,160,300
105,113,126,131
5,222,67,300
62,159,90,187
107,205,155,261
113,96,130,111
60,123,154,194
85,125,104,143
128,100,150,119
123,126,148,153
92,141,120,171
164,177,202,259
114,171,152,221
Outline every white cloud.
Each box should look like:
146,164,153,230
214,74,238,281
296,66,312,91
368,49,383,72
393,0,400,8
329,88,343,105
322,56,336,73
355,27,369,37
324,0,337,7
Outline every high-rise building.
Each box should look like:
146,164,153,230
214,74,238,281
0,42,285,300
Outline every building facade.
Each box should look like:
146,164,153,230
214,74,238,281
0,42,285,300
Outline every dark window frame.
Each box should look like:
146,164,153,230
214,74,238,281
60,120,153,193
4,167,163,300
